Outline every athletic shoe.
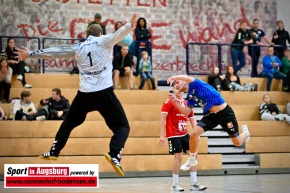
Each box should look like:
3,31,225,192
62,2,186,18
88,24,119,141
190,182,207,191
17,75,23,81
250,85,256,91
171,183,184,191
69,67,79,74
246,87,252,92
277,117,286,121
104,153,124,177
36,115,46,121
242,125,250,142
24,66,30,73
24,84,32,88
217,85,221,91
39,151,58,161
180,157,198,171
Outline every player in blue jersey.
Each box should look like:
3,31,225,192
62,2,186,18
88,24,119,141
167,75,250,170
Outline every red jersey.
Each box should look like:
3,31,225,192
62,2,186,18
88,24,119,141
161,98,194,138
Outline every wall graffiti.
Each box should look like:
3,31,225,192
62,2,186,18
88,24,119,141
27,0,167,7
0,0,278,79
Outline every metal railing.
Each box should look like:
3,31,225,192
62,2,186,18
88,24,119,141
3,36,287,76
0,36,153,74
0,36,41,72
133,41,152,76
0,36,41,52
42,37,83,73
186,42,285,76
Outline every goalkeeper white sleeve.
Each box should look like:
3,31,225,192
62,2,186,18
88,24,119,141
28,44,78,59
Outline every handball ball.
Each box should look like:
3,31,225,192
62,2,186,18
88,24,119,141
118,34,133,47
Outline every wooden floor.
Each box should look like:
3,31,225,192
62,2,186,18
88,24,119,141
1,174,290,193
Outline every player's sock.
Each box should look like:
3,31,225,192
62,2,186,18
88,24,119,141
173,174,179,185
190,172,197,185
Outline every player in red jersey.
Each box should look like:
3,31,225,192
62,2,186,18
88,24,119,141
159,83,207,191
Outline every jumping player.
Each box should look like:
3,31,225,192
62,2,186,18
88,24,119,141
167,75,250,170
15,15,137,177
160,82,207,191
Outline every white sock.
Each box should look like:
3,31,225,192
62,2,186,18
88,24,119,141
190,172,197,185
173,174,179,185
190,153,197,159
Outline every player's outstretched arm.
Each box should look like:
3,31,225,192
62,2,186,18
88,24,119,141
103,14,137,48
167,75,195,86
14,44,77,60
169,95,193,116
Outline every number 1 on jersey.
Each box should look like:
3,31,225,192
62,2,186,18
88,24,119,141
87,52,93,66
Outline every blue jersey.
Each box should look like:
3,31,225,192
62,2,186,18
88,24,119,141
249,28,265,43
186,78,225,113
248,28,265,51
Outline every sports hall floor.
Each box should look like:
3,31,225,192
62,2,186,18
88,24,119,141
1,174,290,193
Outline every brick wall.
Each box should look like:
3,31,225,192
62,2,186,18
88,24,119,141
0,0,278,79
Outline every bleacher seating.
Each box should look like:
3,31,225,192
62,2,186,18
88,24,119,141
246,136,290,153
0,74,289,176
0,155,222,173
10,74,285,91
239,121,290,137
8,88,290,106
194,76,283,91
0,103,286,122
11,74,158,90
259,153,290,169
0,137,208,156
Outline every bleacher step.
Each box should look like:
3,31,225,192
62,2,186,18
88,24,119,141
194,115,203,120
208,138,233,146
222,164,259,169
193,108,203,114
222,154,256,163
208,147,245,154
201,131,228,137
